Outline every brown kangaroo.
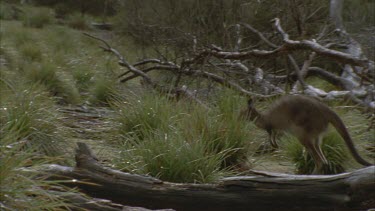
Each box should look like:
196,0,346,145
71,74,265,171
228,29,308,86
240,95,372,174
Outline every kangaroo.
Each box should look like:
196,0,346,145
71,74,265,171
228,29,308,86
240,95,372,174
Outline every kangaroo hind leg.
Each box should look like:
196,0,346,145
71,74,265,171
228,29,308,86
300,136,325,175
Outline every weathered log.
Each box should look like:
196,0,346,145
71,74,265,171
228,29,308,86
40,142,375,211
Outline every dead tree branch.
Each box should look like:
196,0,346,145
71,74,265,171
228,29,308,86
38,142,375,211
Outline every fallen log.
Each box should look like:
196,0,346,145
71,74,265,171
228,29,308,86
42,142,375,211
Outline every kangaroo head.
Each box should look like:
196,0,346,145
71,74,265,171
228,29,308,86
239,98,260,122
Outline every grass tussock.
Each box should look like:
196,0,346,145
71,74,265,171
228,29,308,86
117,131,228,183
89,77,119,106
25,62,80,104
282,131,351,175
111,91,255,182
22,7,54,28
0,83,70,157
67,13,90,30
0,130,73,211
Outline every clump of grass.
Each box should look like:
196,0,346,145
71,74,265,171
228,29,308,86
20,43,43,62
116,131,229,183
11,27,36,47
0,3,22,20
22,8,54,28
72,65,94,92
179,90,251,167
67,13,90,30
114,93,179,140
182,110,250,167
0,130,73,210
0,84,70,157
89,77,119,106
282,131,350,175
25,62,80,104
44,26,77,54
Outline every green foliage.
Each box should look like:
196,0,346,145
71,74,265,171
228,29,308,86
20,43,43,62
0,130,72,211
67,13,90,30
282,131,350,175
11,26,36,47
113,91,252,179
22,8,54,28
72,65,94,92
114,93,178,140
25,62,80,104
116,131,229,183
0,84,70,157
89,77,118,105
180,109,250,167
0,3,22,20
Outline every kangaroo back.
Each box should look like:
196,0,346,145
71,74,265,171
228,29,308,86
325,107,372,166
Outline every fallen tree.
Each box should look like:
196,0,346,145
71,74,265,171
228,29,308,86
40,142,375,211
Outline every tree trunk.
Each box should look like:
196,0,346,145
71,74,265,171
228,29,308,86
39,142,375,211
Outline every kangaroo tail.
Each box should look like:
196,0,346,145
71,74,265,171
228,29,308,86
326,108,372,166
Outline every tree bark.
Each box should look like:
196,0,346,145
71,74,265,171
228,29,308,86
40,142,375,211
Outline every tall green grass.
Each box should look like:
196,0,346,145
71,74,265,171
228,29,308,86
0,83,70,157
0,130,73,211
114,93,181,140
282,131,350,175
117,131,228,183
20,43,43,62
89,77,119,105
112,91,256,182
22,7,54,28
25,62,80,104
